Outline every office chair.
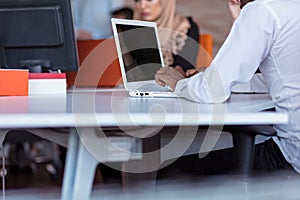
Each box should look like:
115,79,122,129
3,130,63,180
68,34,214,88
67,38,122,88
196,34,213,68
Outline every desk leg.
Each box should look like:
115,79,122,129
0,130,9,146
0,130,9,199
123,134,160,189
61,128,99,200
230,125,276,177
232,132,255,177
61,128,79,200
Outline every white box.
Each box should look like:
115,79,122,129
28,73,67,95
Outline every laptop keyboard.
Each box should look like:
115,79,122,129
138,86,170,92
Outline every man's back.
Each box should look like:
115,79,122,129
153,0,300,175
250,0,300,173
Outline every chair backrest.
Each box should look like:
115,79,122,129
67,38,122,88
196,34,213,69
68,34,214,88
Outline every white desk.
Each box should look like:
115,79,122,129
0,90,288,199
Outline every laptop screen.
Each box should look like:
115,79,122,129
115,24,163,82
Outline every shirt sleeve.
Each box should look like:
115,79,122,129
231,73,269,93
175,3,277,103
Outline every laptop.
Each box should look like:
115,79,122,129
111,18,177,98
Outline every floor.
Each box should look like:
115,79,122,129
2,139,300,199
3,162,300,200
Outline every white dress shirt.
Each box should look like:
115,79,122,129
175,0,300,173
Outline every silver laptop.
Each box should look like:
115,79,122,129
111,18,177,98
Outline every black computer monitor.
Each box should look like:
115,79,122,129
0,0,78,73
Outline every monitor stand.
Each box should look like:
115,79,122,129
20,59,52,73
0,46,6,68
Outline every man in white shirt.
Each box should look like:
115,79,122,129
155,0,300,174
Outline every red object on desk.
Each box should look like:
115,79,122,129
29,73,66,79
0,69,29,96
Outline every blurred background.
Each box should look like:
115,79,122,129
125,0,233,55
3,0,300,199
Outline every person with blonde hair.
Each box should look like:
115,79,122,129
133,0,200,76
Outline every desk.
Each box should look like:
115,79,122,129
0,90,288,199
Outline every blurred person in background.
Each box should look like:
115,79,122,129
133,0,200,76
111,7,134,19
71,0,125,40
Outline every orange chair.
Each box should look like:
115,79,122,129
196,34,213,69
67,38,122,88
68,34,213,88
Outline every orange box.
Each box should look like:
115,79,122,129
0,69,29,96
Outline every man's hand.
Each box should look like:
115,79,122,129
174,65,186,77
155,67,185,91
185,67,206,77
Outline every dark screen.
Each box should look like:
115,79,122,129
116,24,163,82
0,0,78,72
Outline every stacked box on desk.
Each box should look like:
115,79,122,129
0,69,29,96
29,73,67,95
